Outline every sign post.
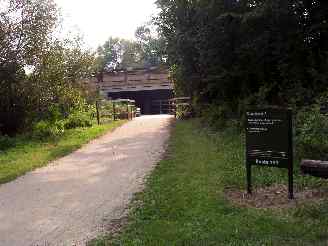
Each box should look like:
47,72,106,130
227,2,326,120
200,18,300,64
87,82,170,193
245,108,293,199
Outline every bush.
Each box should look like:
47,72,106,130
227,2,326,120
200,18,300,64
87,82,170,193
63,111,93,129
0,135,16,150
33,120,65,139
296,106,328,160
201,104,228,130
46,104,63,122
176,104,192,120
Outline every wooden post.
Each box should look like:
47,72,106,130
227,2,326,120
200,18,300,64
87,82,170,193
288,111,294,199
132,104,135,118
246,162,252,194
96,101,100,125
174,102,177,118
113,101,116,121
159,100,162,114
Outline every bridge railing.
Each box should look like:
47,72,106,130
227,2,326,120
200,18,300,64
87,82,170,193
95,99,136,125
169,97,192,119
151,99,172,114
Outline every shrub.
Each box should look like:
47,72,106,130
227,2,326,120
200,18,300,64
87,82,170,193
46,104,63,122
0,135,16,150
176,104,192,120
296,106,328,160
201,104,228,130
64,111,93,129
33,120,65,139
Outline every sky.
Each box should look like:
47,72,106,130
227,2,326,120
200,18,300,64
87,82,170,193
55,0,158,50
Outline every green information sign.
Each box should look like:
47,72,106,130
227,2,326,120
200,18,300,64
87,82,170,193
245,108,294,199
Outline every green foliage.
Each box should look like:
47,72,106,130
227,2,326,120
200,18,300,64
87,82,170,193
64,111,93,129
155,0,328,118
96,24,166,72
170,64,188,97
296,106,328,160
33,120,65,139
46,104,63,122
0,1,98,136
0,121,126,185
201,104,229,130
96,37,123,71
0,0,59,135
0,135,16,150
135,24,167,68
175,104,191,119
29,38,97,120
293,202,328,220
155,0,328,158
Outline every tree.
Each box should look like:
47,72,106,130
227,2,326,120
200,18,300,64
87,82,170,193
0,0,58,134
135,24,167,67
96,23,167,72
0,0,98,135
28,38,97,120
155,0,328,121
95,37,122,71
119,39,144,69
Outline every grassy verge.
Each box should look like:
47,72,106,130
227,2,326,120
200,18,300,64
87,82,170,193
89,119,328,246
0,120,126,184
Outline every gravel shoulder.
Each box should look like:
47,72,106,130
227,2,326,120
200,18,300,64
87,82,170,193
0,115,173,246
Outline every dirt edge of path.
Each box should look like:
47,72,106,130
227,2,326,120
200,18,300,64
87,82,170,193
225,184,328,209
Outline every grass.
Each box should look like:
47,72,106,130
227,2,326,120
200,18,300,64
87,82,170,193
0,120,126,184
89,119,328,246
